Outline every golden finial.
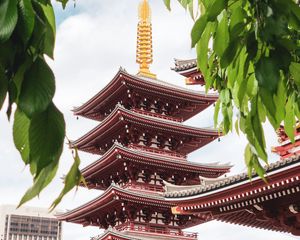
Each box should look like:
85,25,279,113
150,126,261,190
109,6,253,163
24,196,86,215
136,0,156,79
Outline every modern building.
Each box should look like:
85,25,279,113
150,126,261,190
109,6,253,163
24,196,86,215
0,205,62,240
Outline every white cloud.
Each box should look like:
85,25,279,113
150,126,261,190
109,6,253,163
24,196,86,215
0,0,293,240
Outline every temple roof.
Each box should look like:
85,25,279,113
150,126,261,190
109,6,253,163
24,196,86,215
172,59,197,72
82,143,232,187
57,183,173,224
164,155,300,198
73,68,217,121
71,105,219,155
164,155,300,235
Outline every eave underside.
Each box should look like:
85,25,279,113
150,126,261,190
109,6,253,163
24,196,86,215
71,106,219,156
73,69,217,122
81,144,231,190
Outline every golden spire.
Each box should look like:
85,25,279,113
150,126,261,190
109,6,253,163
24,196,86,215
136,0,156,79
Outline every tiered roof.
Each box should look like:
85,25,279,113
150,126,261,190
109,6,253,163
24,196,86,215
82,143,231,190
73,69,216,121
71,104,219,156
57,183,203,230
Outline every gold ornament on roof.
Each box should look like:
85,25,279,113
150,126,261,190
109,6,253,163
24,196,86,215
136,0,156,79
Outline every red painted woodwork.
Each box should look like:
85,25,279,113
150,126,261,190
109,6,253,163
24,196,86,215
57,66,225,239
73,69,217,122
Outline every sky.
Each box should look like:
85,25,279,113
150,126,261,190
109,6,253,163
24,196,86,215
0,0,297,240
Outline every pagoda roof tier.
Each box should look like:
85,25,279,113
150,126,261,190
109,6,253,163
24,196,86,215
172,59,206,86
57,184,202,230
82,144,231,190
57,184,171,224
71,105,220,156
172,59,197,74
73,68,217,121
164,155,300,235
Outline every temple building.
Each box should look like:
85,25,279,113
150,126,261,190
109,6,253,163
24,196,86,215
165,59,300,236
57,0,232,239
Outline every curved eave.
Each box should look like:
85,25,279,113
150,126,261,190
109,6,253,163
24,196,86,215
73,68,218,120
165,156,300,210
81,144,231,181
71,105,220,151
57,184,172,223
172,59,197,73
175,68,199,78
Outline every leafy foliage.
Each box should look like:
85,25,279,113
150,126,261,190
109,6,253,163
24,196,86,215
164,0,300,179
0,0,83,208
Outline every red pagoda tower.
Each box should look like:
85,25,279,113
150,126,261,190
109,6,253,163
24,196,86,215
57,1,231,239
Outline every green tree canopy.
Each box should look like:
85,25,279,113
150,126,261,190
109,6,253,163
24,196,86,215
164,0,300,179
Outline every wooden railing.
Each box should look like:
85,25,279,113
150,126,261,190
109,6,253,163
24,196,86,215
123,182,164,193
118,225,198,239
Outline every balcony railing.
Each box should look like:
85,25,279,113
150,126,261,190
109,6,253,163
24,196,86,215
117,225,198,239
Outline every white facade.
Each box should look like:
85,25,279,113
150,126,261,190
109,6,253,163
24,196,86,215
0,205,62,240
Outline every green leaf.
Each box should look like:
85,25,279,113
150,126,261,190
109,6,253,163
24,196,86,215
235,119,239,135
0,65,8,110
252,111,267,162
214,11,229,57
18,158,58,207
220,38,240,68
50,148,84,211
214,99,221,128
255,56,280,94
206,0,226,21
220,89,231,105
191,14,208,47
0,0,18,42
40,2,55,35
163,0,171,10
284,95,295,142
12,58,32,99
290,62,300,87
246,32,258,61
29,102,65,176
40,2,56,58
196,22,214,78
244,143,253,178
19,57,55,117
252,154,266,182
274,76,286,124
246,73,258,98
56,0,69,9
13,108,30,164
229,7,246,39
18,0,35,45
259,88,278,129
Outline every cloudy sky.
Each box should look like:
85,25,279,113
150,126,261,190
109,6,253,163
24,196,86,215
0,0,296,239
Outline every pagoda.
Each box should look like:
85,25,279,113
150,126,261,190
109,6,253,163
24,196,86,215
165,58,300,236
57,1,231,239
